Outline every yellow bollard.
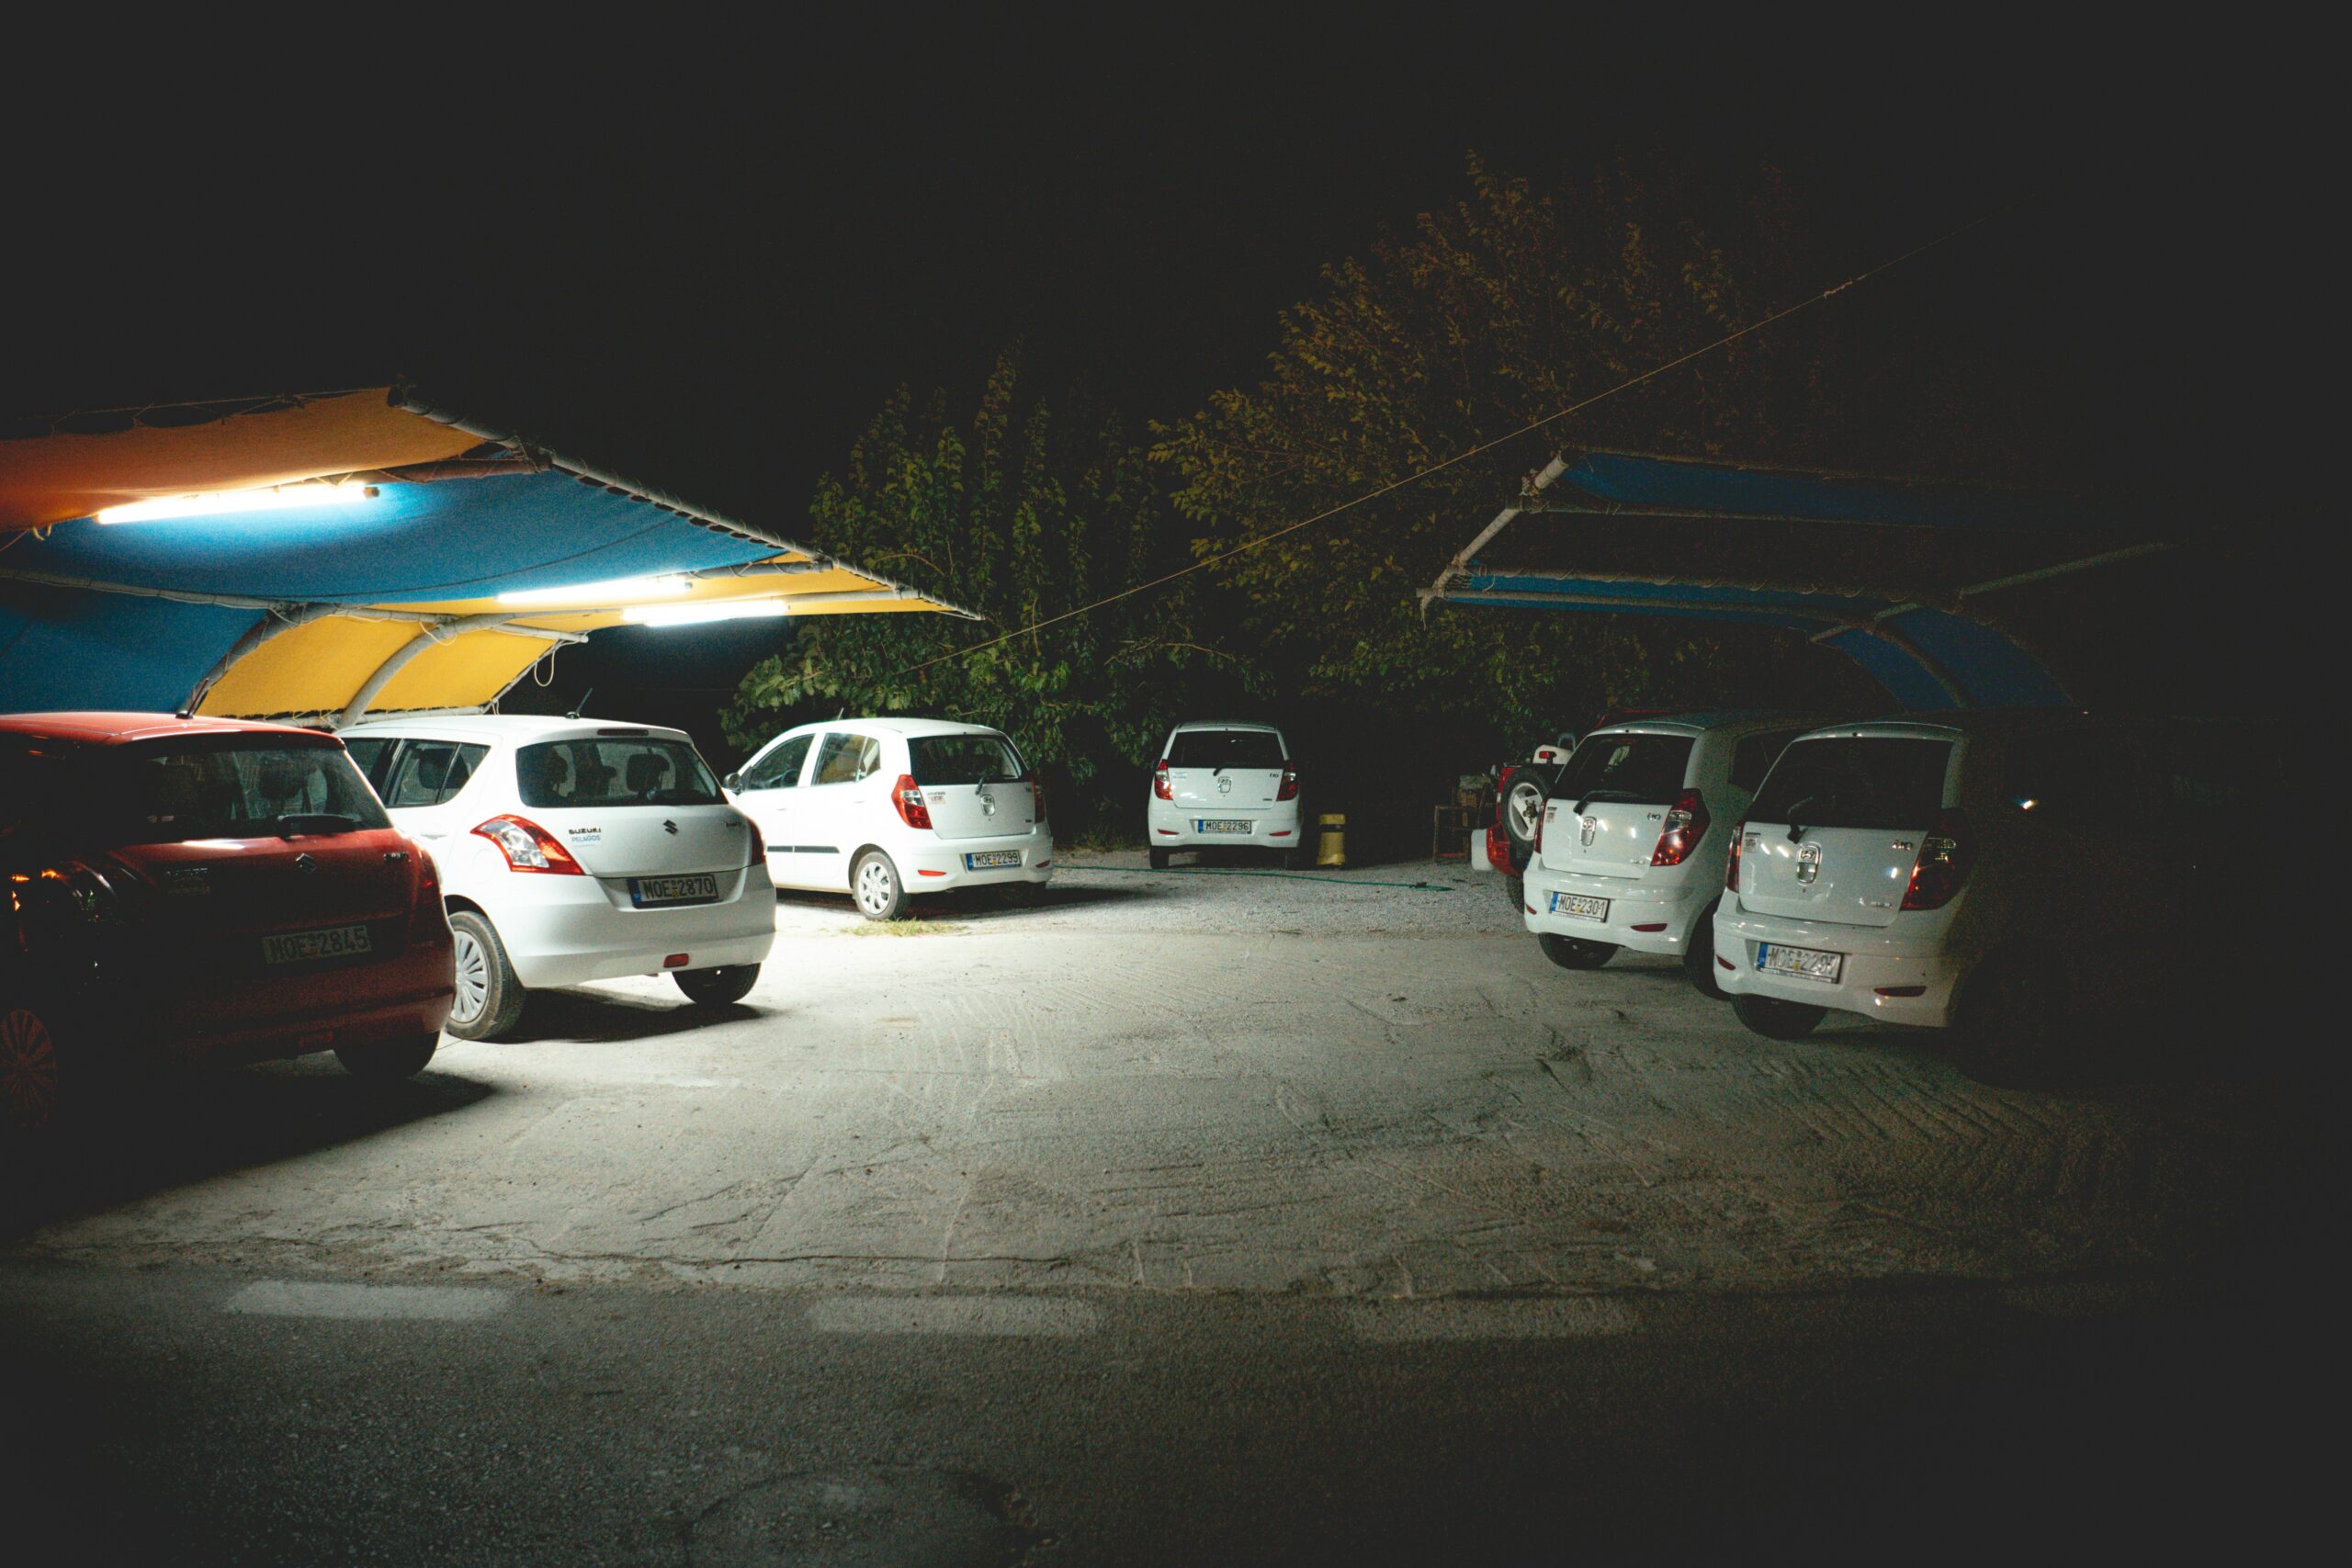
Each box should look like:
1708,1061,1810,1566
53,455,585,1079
1316,812,1347,868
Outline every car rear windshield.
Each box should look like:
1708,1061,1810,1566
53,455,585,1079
1747,738,1952,829
1552,733,1695,808
104,739,390,843
1167,729,1284,769
908,733,1025,785
515,739,721,808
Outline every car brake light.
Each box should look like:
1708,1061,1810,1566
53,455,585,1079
892,773,933,830
1276,766,1299,802
1493,763,1517,829
471,815,584,874
1534,802,1545,853
1901,810,1971,910
1153,761,1173,801
1725,819,1746,891
1651,789,1710,866
1028,773,1048,822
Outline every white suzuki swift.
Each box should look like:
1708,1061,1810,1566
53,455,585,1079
1146,721,1306,869
1524,713,1816,992
339,716,775,1039
725,718,1052,920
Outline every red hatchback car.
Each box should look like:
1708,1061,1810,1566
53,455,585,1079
1,713,456,1134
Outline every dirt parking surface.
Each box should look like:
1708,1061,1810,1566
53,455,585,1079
6,852,2288,1298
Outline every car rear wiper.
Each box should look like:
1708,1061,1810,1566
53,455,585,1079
1571,787,1647,813
277,812,362,837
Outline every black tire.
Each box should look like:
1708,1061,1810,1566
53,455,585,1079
1951,950,2069,1087
1539,933,1616,970
1682,898,1725,999
446,908,526,1041
852,849,909,920
1148,848,1171,871
1732,993,1826,1041
674,964,760,1006
334,1031,439,1083
1504,874,1526,914
0,996,68,1138
1499,768,1551,860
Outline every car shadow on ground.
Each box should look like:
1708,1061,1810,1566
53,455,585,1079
499,987,773,1043
1,1058,494,1244
772,884,1159,924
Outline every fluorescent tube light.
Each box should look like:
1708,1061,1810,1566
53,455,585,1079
623,600,796,626
97,481,378,524
497,575,693,607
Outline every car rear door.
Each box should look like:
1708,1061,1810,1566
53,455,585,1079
1536,729,1695,881
511,733,752,882
730,732,815,882
1163,728,1285,829
796,729,886,885
908,731,1037,840
1736,735,1954,928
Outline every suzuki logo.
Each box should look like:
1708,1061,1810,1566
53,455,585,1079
662,819,679,836
1796,842,1822,886
1579,816,1598,848
293,853,319,876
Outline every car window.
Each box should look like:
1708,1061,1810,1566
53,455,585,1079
810,732,882,785
342,737,396,790
741,733,813,790
1552,734,1695,807
383,741,491,808
1748,738,1951,829
0,733,85,836
908,733,1025,785
514,739,721,808
101,739,391,843
1166,729,1284,768
1730,730,1802,794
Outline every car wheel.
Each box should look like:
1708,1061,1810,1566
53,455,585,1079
0,998,66,1137
1500,769,1550,861
1504,874,1525,913
334,1031,439,1083
1538,933,1616,970
1148,848,1171,871
1682,898,1725,999
852,850,908,920
445,909,526,1042
1951,950,2069,1086
1732,993,1826,1040
674,964,760,1006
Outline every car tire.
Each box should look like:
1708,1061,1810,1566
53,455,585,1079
674,964,760,1006
1538,933,1616,970
445,909,526,1042
1682,899,1726,999
1951,950,2069,1087
334,1031,439,1083
1732,993,1826,1040
0,996,69,1139
1148,848,1171,871
1500,769,1550,861
852,849,909,920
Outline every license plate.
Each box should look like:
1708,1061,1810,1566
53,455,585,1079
631,874,719,907
262,924,372,964
963,851,1022,870
1196,819,1253,835
1758,942,1842,983
1548,892,1609,921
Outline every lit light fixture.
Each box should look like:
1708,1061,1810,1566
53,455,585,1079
624,600,796,626
97,481,378,525
498,575,693,608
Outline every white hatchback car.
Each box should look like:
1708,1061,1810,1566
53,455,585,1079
339,716,775,1039
725,718,1052,920
1146,721,1305,869
1524,713,1815,991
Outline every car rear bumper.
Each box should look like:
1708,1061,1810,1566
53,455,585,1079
1713,902,1960,1026
1521,865,1711,953
488,862,779,987
1146,802,1304,850
157,967,455,1066
903,826,1055,892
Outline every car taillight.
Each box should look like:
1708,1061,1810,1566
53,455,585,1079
1650,789,1710,867
1276,766,1299,802
892,773,933,830
409,843,444,939
1534,802,1545,853
1029,773,1048,823
1725,819,1747,891
1493,764,1517,829
471,815,584,874
1152,761,1173,801
1901,810,1971,910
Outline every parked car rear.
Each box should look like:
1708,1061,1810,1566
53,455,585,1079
1147,722,1306,869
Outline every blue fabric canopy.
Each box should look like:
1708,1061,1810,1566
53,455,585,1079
0,581,256,711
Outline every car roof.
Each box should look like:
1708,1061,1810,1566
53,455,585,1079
1169,720,1282,733
340,713,692,744
0,711,337,746
1585,709,1829,739
763,716,1011,740
1789,707,2098,744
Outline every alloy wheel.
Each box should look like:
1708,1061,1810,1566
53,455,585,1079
0,1007,61,1133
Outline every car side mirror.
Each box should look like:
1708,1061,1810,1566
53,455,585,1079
722,772,742,792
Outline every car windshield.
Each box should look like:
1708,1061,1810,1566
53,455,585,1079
101,739,390,843
908,733,1025,786
1167,729,1284,769
1552,733,1694,808
1747,738,1952,829
515,739,722,808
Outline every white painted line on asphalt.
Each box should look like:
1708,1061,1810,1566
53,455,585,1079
1345,1297,1635,1341
223,1280,513,1323
808,1295,1102,1338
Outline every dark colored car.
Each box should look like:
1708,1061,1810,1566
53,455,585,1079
1,713,456,1135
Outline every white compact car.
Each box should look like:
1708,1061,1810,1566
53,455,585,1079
1524,713,1815,992
339,716,775,1039
1147,721,1305,869
725,718,1051,920
1711,710,2292,1081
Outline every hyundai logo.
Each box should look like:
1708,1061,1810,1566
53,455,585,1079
1796,842,1822,886
1579,816,1598,848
